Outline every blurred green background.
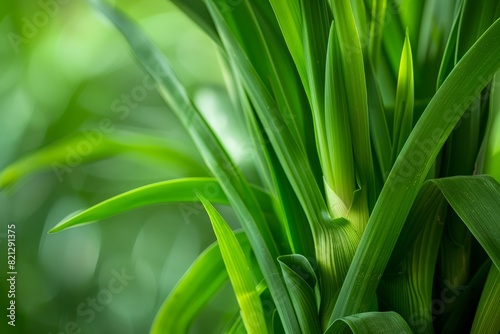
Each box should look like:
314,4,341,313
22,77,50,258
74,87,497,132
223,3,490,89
0,0,253,333
1,1,500,334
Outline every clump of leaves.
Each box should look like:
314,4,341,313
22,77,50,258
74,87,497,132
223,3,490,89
3,0,500,333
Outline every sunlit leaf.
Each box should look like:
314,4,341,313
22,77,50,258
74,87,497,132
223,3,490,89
49,177,273,233
199,195,267,334
151,231,249,334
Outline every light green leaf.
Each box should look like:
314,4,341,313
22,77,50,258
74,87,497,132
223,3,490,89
267,0,307,91
332,18,500,321
324,22,356,215
365,61,392,183
151,231,249,334
48,177,272,233
278,254,321,334
325,311,413,334
199,195,267,334
301,0,332,184
329,0,376,208
392,30,414,162
436,0,463,88
224,314,245,334
213,0,306,147
368,0,388,68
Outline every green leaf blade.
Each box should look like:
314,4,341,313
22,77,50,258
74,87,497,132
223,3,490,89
325,311,413,334
431,175,500,270
278,254,321,334
392,31,414,162
199,195,267,334
48,178,272,233
150,231,249,334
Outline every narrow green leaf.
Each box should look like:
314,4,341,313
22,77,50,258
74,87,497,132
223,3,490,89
325,311,413,334
325,22,356,215
224,313,245,334
436,0,463,88
199,195,267,334
365,61,392,183
431,175,500,270
457,0,500,60
375,0,405,80
329,0,376,208
224,286,277,334
267,0,307,91
48,178,272,233
278,255,321,334
368,0,387,68
331,18,500,321
349,0,369,45
301,0,332,184
228,44,314,258
151,231,249,334
483,72,500,177
386,180,447,270
380,185,447,334
437,1,488,294
214,0,306,148
205,0,329,231
270,152,315,258
470,265,500,333
392,30,414,162
0,131,205,190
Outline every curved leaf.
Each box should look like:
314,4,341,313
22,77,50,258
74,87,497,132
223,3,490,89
325,311,413,334
199,195,267,334
150,231,249,334
430,175,500,270
49,177,272,233
278,254,321,334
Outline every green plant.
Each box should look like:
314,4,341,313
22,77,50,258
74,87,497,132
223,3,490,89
2,0,500,332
